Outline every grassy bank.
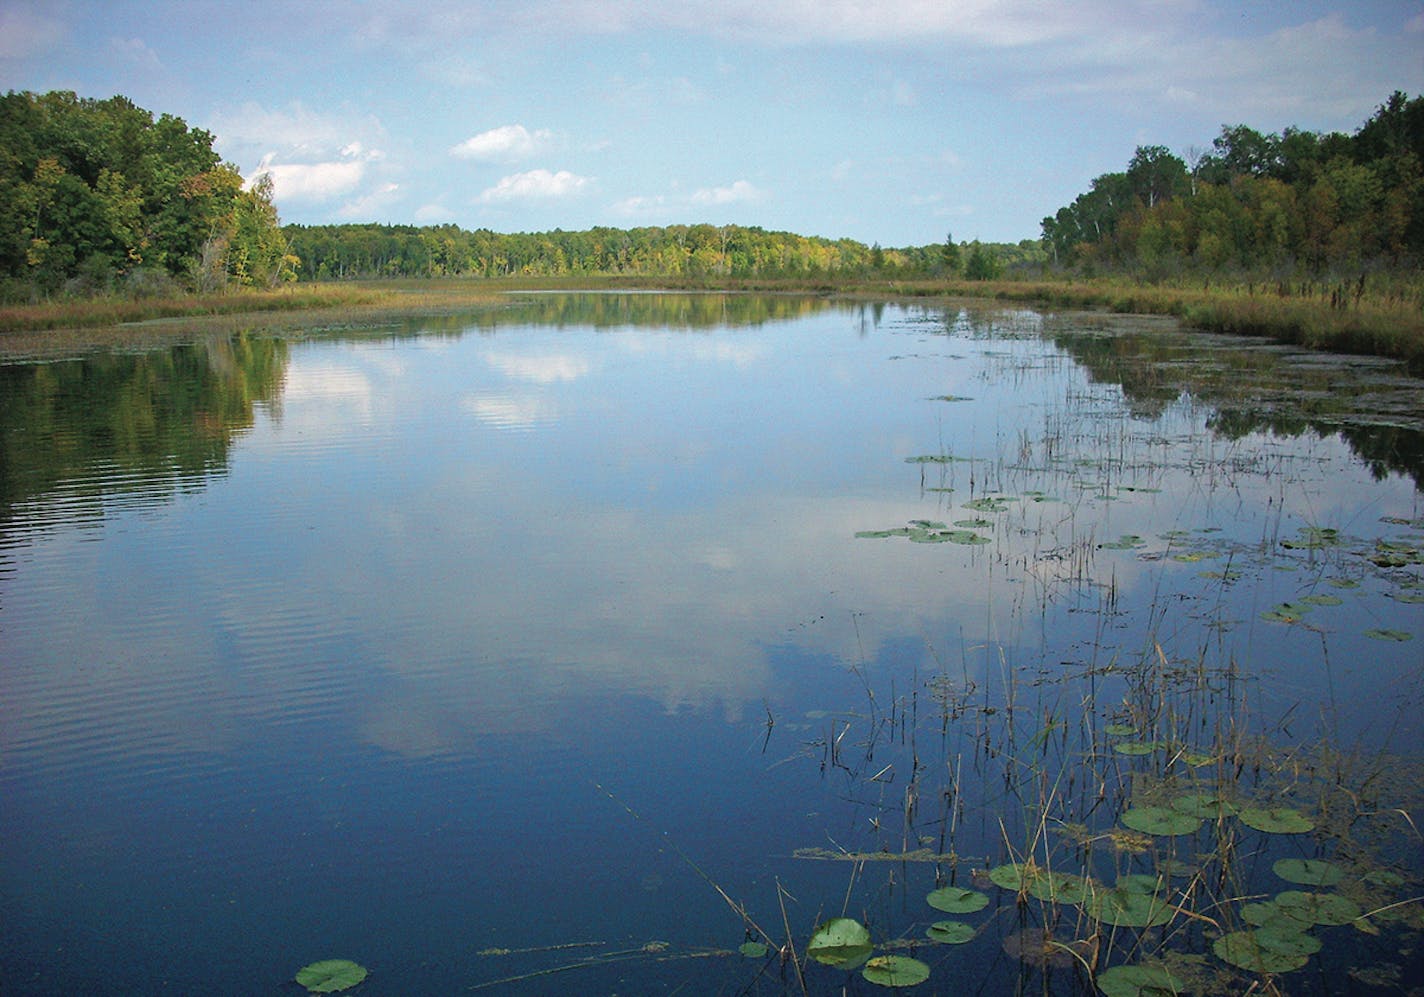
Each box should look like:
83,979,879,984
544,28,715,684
4,275,1422,374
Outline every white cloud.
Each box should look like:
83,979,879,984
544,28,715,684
414,202,455,223
478,169,591,202
690,180,765,206
106,37,162,72
450,124,554,162
338,182,402,219
253,155,366,201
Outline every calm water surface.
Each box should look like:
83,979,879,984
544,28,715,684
3,294,1422,994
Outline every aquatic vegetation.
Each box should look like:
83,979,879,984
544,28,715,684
295,960,368,993
925,885,989,913
861,955,931,987
926,920,975,943
806,917,873,969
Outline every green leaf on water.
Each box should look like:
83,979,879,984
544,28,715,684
1112,741,1160,756
1212,930,1310,973
1273,858,1343,887
964,497,1012,512
1238,807,1314,833
1095,963,1185,997
1121,806,1202,836
988,862,1035,891
1300,594,1343,606
1114,874,1166,896
862,955,931,988
1171,793,1239,818
856,528,911,539
1103,722,1137,736
807,917,873,969
739,941,770,958
1275,890,1362,926
1089,888,1175,927
1102,535,1146,550
295,960,368,994
1365,628,1414,641
1327,577,1359,588
926,920,975,944
1027,872,1094,905
929,394,972,402
926,885,989,914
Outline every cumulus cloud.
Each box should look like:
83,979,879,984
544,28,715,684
690,180,765,205
478,169,591,202
253,155,366,201
450,124,554,162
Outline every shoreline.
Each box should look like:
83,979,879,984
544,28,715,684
3,276,1422,374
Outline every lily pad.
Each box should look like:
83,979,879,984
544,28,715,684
1095,963,1185,997
1272,858,1344,887
1275,890,1362,926
1102,535,1147,550
1089,888,1175,928
926,920,975,944
862,955,931,988
1121,806,1203,837
1027,872,1094,905
739,941,769,958
1114,874,1165,896
807,917,873,969
1112,741,1161,756
296,960,368,994
1171,793,1238,818
964,497,1012,513
1238,807,1314,833
1364,628,1413,641
1212,931,1310,973
926,885,989,914
1103,722,1138,736
1300,594,1343,606
988,862,1036,891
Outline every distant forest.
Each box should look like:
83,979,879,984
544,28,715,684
1,88,1419,301
281,221,1042,282
1042,91,1424,279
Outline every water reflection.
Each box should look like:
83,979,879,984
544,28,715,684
1,295,1421,994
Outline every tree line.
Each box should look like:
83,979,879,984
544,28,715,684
282,221,1045,282
0,90,296,301
1041,92,1424,280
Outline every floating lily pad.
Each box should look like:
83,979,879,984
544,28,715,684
930,394,973,402
926,920,975,944
1102,535,1147,550
856,528,911,539
1327,577,1359,588
953,518,995,529
1103,722,1138,736
1273,858,1344,887
862,955,931,988
1238,807,1314,833
1364,628,1413,641
1300,594,1343,606
1275,890,1362,926
296,960,368,994
807,917,873,969
1212,931,1310,973
1170,793,1238,818
927,885,989,914
1113,741,1161,756
1114,874,1165,896
1089,888,1175,928
1121,806,1203,837
988,862,1035,891
739,941,770,958
1027,872,1093,905
964,497,1012,513
1176,750,1216,768
1096,963,1184,997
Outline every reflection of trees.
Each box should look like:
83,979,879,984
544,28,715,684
0,333,289,526
1046,321,1424,488
493,292,839,330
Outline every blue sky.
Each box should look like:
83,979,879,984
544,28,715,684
2,1,1422,246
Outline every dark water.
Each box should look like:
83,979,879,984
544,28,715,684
2,294,1421,995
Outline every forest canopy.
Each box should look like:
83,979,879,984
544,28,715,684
0,90,295,299
1041,91,1424,279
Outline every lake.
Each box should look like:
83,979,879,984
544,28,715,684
2,293,1422,995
